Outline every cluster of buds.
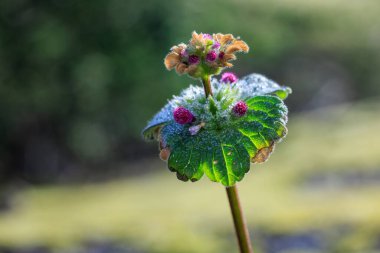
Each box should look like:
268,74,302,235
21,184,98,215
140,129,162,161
164,32,249,78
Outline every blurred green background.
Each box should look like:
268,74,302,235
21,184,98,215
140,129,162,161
0,0,380,252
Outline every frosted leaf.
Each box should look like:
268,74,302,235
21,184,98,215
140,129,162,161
161,95,288,186
236,73,292,100
142,102,175,140
142,73,291,186
142,73,290,141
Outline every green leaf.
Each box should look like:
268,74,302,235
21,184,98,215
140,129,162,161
142,73,291,186
161,95,288,186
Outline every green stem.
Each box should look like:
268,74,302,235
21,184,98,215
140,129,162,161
202,75,252,252
226,185,253,253
202,75,213,97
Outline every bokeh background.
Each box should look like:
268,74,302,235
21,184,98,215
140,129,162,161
1,0,380,252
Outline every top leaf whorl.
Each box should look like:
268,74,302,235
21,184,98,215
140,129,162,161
142,74,291,186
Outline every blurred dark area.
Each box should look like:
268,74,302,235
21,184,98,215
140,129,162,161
0,0,182,184
1,0,379,185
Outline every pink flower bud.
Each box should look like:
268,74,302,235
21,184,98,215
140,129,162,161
220,72,238,84
173,107,194,124
188,55,200,65
206,51,217,62
180,49,188,58
202,33,213,40
212,41,220,49
233,101,248,116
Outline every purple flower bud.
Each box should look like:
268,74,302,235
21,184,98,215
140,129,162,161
221,72,238,84
233,101,248,116
180,49,188,58
188,55,200,65
206,51,217,62
173,107,194,124
202,33,213,40
212,41,220,49
218,51,225,60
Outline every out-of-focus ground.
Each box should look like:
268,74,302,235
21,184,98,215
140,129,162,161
1,0,380,252
0,99,380,253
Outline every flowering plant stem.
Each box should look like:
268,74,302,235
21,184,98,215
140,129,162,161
226,185,253,253
201,75,253,253
202,76,213,97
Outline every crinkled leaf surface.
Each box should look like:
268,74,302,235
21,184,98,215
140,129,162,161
142,73,291,186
